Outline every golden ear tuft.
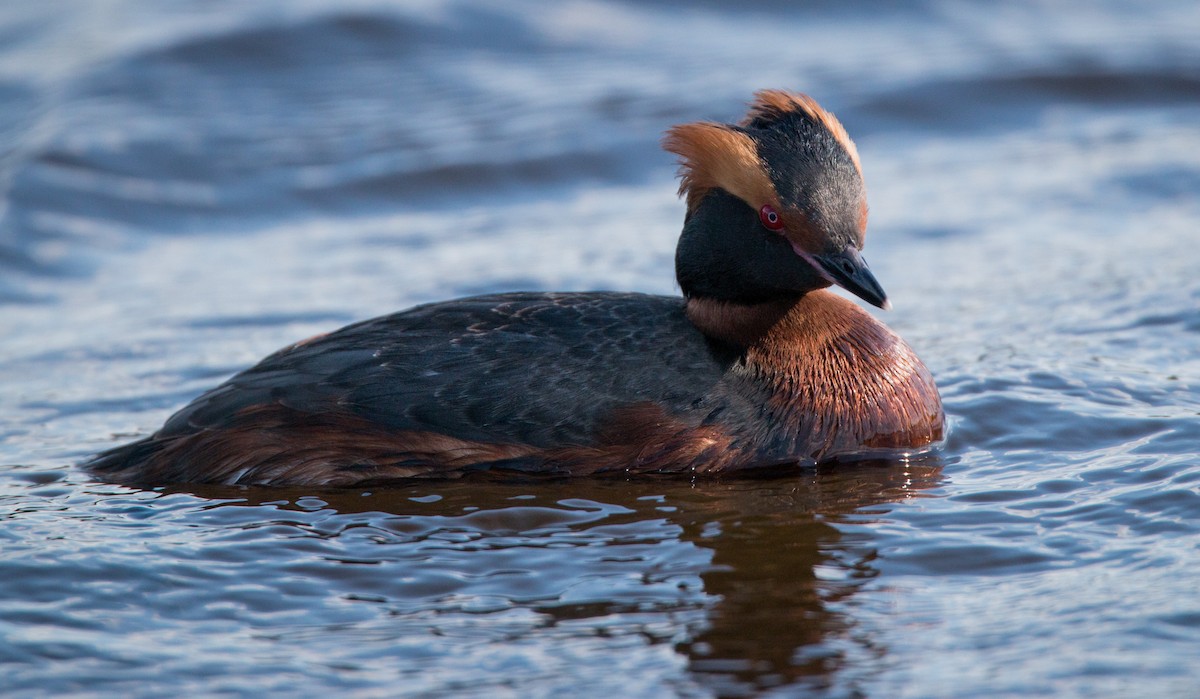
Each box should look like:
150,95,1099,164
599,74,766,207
743,90,862,176
662,122,778,212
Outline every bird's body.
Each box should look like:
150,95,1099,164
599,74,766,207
87,90,944,487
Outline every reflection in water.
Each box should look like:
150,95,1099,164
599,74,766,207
670,459,944,696
177,456,943,696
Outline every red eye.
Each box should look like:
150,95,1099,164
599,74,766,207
759,204,784,231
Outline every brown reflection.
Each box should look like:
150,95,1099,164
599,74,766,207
169,455,943,695
669,458,945,696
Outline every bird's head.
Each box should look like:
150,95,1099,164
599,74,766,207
664,90,888,309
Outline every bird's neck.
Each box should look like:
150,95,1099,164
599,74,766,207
687,290,944,457
684,294,798,348
685,289,868,350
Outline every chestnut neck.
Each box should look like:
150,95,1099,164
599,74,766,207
685,295,797,348
685,290,867,349
688,289,944,459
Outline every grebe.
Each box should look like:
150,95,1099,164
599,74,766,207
87,90,943,486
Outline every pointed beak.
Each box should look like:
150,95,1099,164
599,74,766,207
813,246,891,310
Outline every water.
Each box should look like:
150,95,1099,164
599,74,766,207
2,1,1199,696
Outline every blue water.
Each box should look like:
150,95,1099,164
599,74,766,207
2,1,1200,696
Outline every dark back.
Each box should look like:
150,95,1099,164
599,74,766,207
158,292,740,448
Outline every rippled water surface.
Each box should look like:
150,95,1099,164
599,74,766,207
3,1,1200,696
